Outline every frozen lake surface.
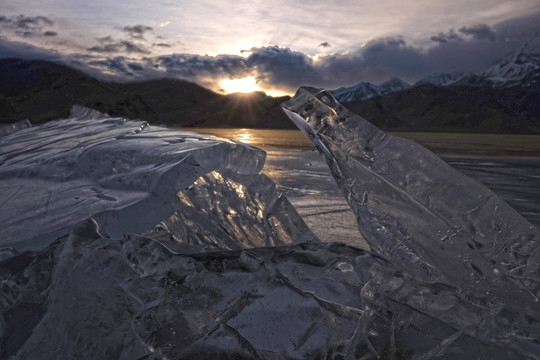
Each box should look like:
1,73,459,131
185,128,540,246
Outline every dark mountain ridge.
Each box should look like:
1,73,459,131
0,58,539,133
0,58,294,128
343,81,540,133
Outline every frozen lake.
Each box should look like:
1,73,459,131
2,106,538,358
179,128,540,247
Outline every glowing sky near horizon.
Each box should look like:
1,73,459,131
1,0,539,94
220,77,261,94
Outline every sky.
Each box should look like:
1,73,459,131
1,0,539,95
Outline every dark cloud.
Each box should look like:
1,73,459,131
144,42,422,91
319,42,331,48
492,12,540,46
149,48,314,90
122,25,153,39
88,29,153,55
88,40,149,54
0,36,59,60
84,56,168,81
43,31,57,37
0,14,55,37
315,37,432,87
153,43,171,47
459,24,496,42
127,62,145,71
88,57,137,76
14,15,53,29
246,46,319,88
156,53,247,78
430,30,463,43
97,36,114,44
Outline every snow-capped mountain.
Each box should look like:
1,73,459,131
331,83,379,102
482,50,540,85
414,72,470,87
415,49,540,88
414,72,494,87
331,77,410,102
377,77,412,95
452,73,494,86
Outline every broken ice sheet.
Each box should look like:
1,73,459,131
2,100,540,359
2,220,532,359
282,87,540,299
145,169,317,252
282,87,540,357
0,114,267,251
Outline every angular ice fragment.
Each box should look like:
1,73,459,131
0,119,32,139
69,104,110,119
145,169,317,252
282,87,540,304
0,115,266,251
2,221,536,359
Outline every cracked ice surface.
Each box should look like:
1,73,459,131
2,97,540,359
0,113,272,251
145,169,317,253
2,219,538,359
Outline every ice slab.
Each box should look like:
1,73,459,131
281,87,540,358
282,87,540,301
0,114,267,251
145,169,317,252
2,220,534,359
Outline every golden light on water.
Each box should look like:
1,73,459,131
220,77,261,94
233,129,254,144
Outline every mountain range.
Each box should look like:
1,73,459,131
0,52,539,133
330,77,411,102
330,48,540,103
0,58,294,129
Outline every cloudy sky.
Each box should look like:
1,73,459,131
1,0,539,95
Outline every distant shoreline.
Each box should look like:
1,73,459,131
179,127,540,157
3,121,539,156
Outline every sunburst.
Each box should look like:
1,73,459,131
220,77,261,94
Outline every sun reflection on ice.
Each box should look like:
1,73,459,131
233,129,254,145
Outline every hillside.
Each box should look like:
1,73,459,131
0,59,294,128
344,83,540,133
1,58,539,132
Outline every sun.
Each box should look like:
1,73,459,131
220,77,261,94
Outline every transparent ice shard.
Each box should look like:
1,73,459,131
281,87,540,303
0,115,266,251
145,169,317,252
